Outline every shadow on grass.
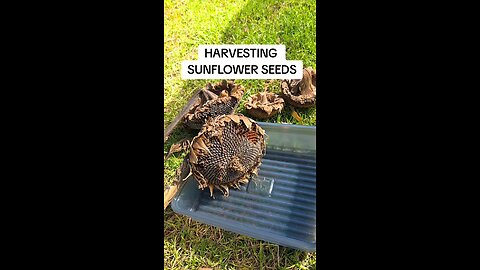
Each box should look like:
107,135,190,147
219,0,317,123
176,0,316,126
220,0,316,67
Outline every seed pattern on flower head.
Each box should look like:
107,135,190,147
188,114,266,198
184,80,245,129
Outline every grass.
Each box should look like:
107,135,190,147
164,0,316,269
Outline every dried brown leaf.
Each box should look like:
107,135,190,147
292,110,303,123
164,184,178,210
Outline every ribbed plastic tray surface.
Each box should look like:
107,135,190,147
171,122,316,251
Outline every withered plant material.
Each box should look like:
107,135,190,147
281,67,316,108
245,92,284,119
188,114,266,198
164,88,203,142
184,80,245,129
164,158,191,210
291,109,304,124
164,184,178,210
164,138,190,161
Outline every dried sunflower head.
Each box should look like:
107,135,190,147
188,114,266,198
184,80,245,129
245,92,285,119
281,67,316,108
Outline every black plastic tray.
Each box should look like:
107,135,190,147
171,122,316,251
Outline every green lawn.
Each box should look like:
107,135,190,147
164,0,316,269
